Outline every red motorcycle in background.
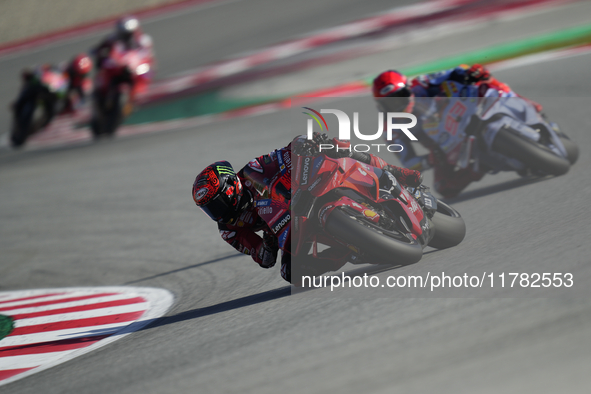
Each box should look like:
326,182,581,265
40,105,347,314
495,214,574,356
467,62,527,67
91,42,153,138
256,151,466,278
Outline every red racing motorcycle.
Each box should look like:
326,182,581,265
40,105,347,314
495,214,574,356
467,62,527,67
256,151,466,274
91,43,153,138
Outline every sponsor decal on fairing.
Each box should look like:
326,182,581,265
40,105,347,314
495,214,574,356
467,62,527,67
272,213,291,235
301,157,311,186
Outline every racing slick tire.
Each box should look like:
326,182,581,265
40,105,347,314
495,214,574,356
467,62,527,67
324,207,423,266
90,116,102,139
428,200,466,250
104,91,122,137
558,134,579,165
10,102,35,148
10,122,29,148
492,128,570,176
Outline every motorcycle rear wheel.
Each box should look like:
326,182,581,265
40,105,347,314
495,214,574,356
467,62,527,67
492,128,570,176
104,92,122,136
92,87,123,138
428,200,466,250
324,207,423,266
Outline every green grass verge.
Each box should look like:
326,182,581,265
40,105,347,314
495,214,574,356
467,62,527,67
0,314,14,341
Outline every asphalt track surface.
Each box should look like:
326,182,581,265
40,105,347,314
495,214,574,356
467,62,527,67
2,3,591,394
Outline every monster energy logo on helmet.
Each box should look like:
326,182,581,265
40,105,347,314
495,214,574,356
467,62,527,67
216,165,234,175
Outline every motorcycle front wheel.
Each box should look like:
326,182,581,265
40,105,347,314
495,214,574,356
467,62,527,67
324,207,423,266
428,200,466,250
492,128,570,176
10,101,36,148
557,134,579,165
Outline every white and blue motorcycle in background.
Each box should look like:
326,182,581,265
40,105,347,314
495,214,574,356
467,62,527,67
415,81,578,177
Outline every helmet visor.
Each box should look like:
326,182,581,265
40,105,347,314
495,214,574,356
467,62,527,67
376,86,411,112
199,192,239,223
387,86,411,98
378,95,411,113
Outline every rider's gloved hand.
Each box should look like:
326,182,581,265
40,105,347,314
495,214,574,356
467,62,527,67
292,132,329,156
384,164,423,188
466,64,491,83
322,138,354,159
258,232,279,268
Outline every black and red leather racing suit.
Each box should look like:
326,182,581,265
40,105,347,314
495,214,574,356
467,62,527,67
217,137,422,283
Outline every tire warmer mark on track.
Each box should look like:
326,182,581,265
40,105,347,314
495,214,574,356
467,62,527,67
0,287,174,386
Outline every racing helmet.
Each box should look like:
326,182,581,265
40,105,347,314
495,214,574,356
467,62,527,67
372,70,413,112
116,16,140,41
70,54,92,76
192,161,250,224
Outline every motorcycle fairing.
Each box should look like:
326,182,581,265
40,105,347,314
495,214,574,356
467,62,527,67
416,82,569,173
309,157,380,202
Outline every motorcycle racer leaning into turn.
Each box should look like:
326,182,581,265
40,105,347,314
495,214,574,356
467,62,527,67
372,64,545,198
92,16,153,70
12,54,92,129
192,134,423,284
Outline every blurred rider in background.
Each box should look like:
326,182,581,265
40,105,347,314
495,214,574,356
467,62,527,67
62,53,93,113
372,64,544,197
191,133,423,284
93,16,153,69
12,54,93,127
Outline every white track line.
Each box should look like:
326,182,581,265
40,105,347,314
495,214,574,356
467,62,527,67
0,322,137,348
0,351,78,370
1,294,145,315
0,292,101,309
13,302,150,328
